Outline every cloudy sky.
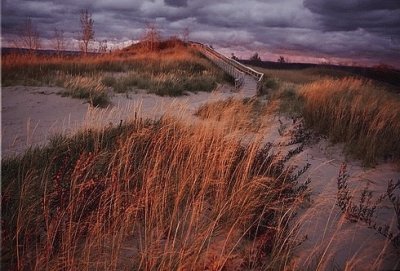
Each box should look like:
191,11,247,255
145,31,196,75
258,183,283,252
2,0,400,67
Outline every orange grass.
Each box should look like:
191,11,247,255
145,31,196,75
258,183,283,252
300,77,400,164
251,66,354,85
1,45,228,94
2,116,306,270
195,97,269,132
2,46,203,71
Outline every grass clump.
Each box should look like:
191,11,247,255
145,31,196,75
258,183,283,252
1,116,308,270
258,76,280,96
150,73,218,96
195,97,267,131
61,75,110,107
300,77,400,165
101,75,117,87
270,84,304,118
105,72,219,96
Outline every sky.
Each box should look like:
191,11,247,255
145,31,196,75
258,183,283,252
2,0,400,67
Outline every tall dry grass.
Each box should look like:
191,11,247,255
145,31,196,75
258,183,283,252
2,116,307,270
195,98,269,132
1,46,206,73
2,46,230,96
300,77,400,164
61,75,109,107
252,66,353,85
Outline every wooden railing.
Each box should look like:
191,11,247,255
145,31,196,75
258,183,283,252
190,41,264,92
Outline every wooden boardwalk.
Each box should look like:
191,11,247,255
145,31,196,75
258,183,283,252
190,42,263,97
240,75,258,97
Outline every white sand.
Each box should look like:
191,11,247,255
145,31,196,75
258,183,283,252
2,86,90,156
1,85,234,157
288,137,400,270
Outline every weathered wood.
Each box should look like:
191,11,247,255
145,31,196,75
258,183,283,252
190,42,264,95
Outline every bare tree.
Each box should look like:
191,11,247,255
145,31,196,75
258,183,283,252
80,9,94,55
53,28,66,56
21,17,41,52
277,56,286,63
143,23,160,51
249,52,261,62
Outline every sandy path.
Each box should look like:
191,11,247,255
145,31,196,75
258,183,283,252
1,85,234,157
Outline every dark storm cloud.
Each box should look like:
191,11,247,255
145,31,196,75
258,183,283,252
164,0,187,8
1,0,399,67
304,0,400,35
2,0,79,37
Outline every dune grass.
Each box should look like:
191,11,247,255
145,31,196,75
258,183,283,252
2,44,231,97
195,97,268,132
299,77,400,165
252,65,400,165
256,73,400,165
252,66,354,85
1,115,309,270
103,71,220,96
61,75,110,107
258,76,281,96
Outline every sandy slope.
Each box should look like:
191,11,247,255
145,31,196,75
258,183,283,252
1,85,234,157
1,85,399,270
2,86,89,156
241,114,400,269
291,140,400,270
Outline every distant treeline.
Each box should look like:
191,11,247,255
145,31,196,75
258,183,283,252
240,59,400,88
